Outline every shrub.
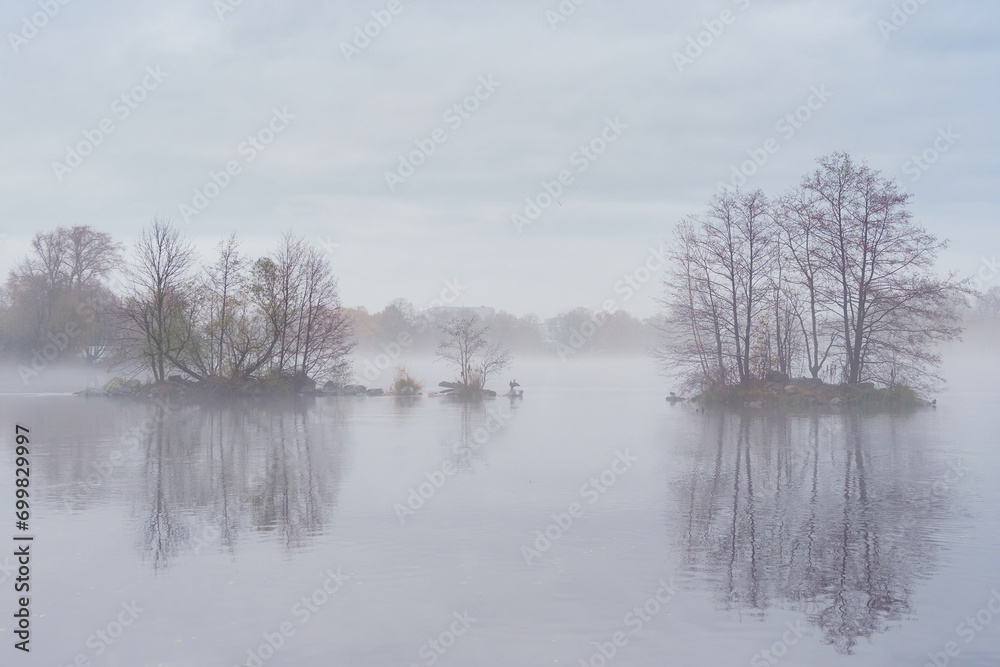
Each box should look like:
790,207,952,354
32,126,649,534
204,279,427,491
392,366,423,392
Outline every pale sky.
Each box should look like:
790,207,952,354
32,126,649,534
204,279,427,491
1,0,997,318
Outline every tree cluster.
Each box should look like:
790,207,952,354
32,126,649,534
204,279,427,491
1,218,354,389
117,218,353,387
658,153,969,392
0,225,123,364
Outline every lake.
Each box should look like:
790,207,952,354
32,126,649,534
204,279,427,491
0,355,998,666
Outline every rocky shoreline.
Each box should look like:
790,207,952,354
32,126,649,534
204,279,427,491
679,375,934,410
78,376,425,400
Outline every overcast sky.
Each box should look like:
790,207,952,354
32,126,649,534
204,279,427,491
1,0,997,318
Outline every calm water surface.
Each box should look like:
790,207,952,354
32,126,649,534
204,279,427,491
0,357,998,666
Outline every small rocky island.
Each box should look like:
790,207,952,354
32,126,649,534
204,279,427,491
673,372,933,410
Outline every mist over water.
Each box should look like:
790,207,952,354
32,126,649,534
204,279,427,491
0,345,998,665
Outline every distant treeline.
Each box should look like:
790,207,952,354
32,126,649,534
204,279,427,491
347,302,659,358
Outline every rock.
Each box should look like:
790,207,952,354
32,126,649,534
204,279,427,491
99,377,142,395
746,400,763,408
830,397,842,405
765,371,789,383
784,385,797,394
366,387,384,396
343,384,367,396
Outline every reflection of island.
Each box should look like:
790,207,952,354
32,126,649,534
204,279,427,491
672,412,953,654
441,401,513,472
135,399,347,569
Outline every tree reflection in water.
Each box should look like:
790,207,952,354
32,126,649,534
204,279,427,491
673,411,953,654
135,399,347,570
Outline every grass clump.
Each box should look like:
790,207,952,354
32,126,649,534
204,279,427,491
392,366,423,393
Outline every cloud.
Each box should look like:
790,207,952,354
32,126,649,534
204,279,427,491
1,0,997,317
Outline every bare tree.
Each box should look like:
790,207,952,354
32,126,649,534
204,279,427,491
437,315,511,389
804,153,969,387
697,189,775,386
203,232,247,376
656,218,727,391
120,217,197,383
290,244,354,382
63,226,125,290
775,190,838,379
